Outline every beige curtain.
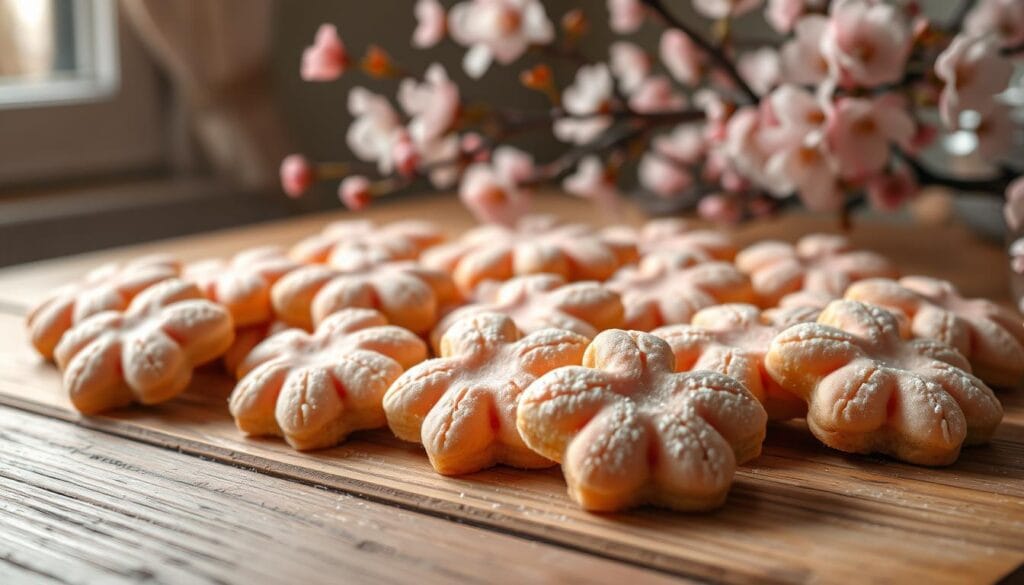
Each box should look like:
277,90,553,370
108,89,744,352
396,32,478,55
121,0,289,189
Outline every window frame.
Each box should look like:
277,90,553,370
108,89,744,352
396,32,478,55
0,0,168,189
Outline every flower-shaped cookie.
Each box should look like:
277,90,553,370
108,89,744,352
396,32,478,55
846,276,1024,387
290,219,445,270
222,319,292,378
53,279,235,414
229,308,427,450
271,261,458,334
653,304,820,420
607,252,755,330
420,214,638,296
736,234,897,307
765,300,1003,466
26,254,181,359
429,274,623,353
185,246,301,327
602,218,737,260
517,330,767,512
383,312,590,475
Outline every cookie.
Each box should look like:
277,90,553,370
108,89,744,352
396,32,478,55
53,279,234,414
607,252,755,330
517,330,767,512
653,304,819,420
764,300,1003,465
420,214,638,296
185,246,301,327
383,312,589,475
846,276,1024,387
429,274,623,353
777,290,838,311
271,261,459,334
222,319,292,378
736,234,897,307
26,254,181,359
291,219,446,270
229,308,427,450
602,218,737,260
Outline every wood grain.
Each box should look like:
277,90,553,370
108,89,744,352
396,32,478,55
0,313,1021,584
0,406,679,585
0,198,1021,584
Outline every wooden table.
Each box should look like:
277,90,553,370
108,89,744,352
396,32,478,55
1,196,1022,584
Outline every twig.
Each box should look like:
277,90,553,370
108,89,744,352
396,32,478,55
901,153,1016,195
947,0,977,33
641,0,759,103
530,109,707,184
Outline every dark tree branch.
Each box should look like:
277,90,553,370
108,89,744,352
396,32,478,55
641,0,759,103
902,153,1017,195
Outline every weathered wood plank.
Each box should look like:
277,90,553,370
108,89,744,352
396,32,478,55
0,406,682,585
1,198,1021,583
0,312,1020,584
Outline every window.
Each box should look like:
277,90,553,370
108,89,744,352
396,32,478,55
0,0,119,108
0,0,165,188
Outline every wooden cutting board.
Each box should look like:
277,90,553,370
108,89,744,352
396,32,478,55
0,197,1021,584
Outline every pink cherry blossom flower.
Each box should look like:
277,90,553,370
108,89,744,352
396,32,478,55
346,87,404,174
975,104,1015,159
692,0,764,20
554,63,615,144
1003,176,1024,232
301,24,349,82
639,153,693,198
698,194,742,224
609,41,651,94
694,89,731,142
448,0,555,78
766,132,843,211
654,124,707,166
965,0,1024,49
769,84,826,136
738,48,782,96
935,34,1013,129
420,135,462,189
459,146,535,224
563,156,620,208
280,154,314,198
391,135,420,178
866,164,918,211
781,15,830,85
339,176,372,210
766,0,820,33
608,0,645,34
413,0,447,48
1010,238,1024,276
907,124,938,155
629,75,687,114
820,0,912,88
460,133,488,160
659,30,703,87
825,95,914,180
493,145,536,184
723,106,775,188
399,63,461,144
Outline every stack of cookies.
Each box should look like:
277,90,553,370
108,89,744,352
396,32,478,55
27,216,1021,513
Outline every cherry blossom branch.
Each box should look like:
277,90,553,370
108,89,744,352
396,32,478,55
641,0,759,103
902,153,1017,195
531,110,705,184
947,0,977,33
1002,42,1024,57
